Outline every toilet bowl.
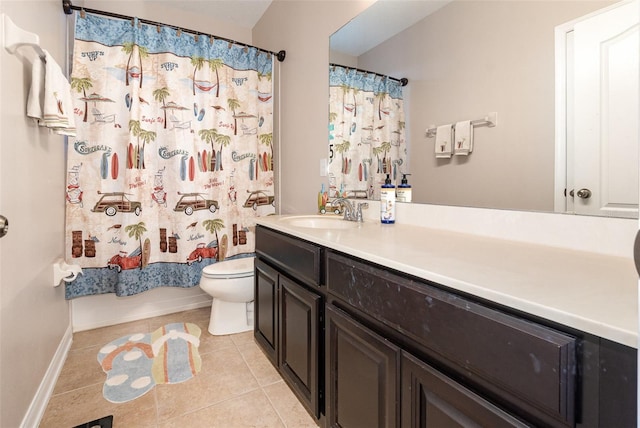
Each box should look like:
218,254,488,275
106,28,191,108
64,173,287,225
199,257,255,335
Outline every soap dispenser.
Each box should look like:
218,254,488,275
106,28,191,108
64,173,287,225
380,174,396,224
318,184,326,213
396,174,412,203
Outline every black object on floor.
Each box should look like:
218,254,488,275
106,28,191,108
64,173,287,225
73,415,113,428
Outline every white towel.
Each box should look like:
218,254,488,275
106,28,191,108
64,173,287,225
27,56,45,124
435,124,452,158
27,50,76,137
454,120,473,155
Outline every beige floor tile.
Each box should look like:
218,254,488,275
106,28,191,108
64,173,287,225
156,345,260,421
40,383,156,428
264,381,318,428
110,405,158,428
159,389,285,428
198,330,238,355
229,330,255,347
72,319,151,351
53,345,105,394
237,340,282,386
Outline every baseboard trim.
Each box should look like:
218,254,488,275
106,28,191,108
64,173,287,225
20,324,73,428
72,288,212,332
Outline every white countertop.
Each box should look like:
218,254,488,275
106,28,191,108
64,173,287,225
256,214,639,348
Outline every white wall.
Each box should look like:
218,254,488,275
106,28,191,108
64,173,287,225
0,2,69,426
79,0,253,44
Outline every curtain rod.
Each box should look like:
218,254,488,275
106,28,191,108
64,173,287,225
61,0,286,62
330,63,408,87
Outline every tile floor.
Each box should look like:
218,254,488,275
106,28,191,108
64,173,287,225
40,307,318,427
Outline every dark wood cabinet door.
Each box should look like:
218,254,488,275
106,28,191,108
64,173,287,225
279,276,321,418
401,352,528,428
326,304,400,428
254,259,278,365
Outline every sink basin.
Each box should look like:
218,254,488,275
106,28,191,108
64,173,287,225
281,215,359,229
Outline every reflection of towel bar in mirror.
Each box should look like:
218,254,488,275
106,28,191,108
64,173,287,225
2,13,46,60
426,112,498,138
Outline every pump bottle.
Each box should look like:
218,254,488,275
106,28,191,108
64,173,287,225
380,174,396,224
396,174,412,203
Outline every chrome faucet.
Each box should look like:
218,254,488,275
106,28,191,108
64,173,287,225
355,202,369,222
333,198,353,220
334,198,368,222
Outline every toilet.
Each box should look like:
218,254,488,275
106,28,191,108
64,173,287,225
198,257,255,335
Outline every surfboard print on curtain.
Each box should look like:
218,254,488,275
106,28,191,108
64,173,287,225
65,12,275,299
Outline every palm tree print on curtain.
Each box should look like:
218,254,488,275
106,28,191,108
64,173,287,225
328,65,406,200
65,12,275,299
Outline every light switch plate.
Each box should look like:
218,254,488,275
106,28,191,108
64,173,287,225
320,158,328,176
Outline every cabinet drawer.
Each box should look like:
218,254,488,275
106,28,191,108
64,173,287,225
256,226,322,286
327,251,576,427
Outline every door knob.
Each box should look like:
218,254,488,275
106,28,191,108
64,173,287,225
0,215,8,238
634,230,640,278
576,188,592,199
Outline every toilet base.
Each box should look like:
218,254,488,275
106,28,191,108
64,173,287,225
208,298,254,335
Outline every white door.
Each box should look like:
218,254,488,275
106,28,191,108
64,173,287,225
573,0,639,218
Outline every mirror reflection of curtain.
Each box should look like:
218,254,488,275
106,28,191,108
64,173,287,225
65,12,274,299
328,65,406,200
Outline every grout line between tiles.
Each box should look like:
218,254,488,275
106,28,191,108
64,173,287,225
50,380,105,398
262,384,289,428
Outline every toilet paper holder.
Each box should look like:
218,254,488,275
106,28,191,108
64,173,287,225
53,259,83,286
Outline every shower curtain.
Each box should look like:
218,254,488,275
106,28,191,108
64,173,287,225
328,65,406,200
65,12,274,299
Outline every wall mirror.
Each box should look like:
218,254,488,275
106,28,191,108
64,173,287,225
329,0,638,218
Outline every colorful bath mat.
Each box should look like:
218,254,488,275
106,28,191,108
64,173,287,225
97,322,201,403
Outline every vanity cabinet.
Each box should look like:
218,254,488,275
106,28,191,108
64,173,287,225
255,225,637,428
325,249,636,428
254,226,323,420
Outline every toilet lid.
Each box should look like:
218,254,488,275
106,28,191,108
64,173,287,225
202,257,255,279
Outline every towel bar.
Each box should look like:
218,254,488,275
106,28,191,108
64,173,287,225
2,13,46,60
426,112,497,138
